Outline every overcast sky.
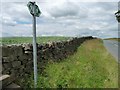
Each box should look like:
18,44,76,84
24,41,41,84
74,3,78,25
0,0,119,38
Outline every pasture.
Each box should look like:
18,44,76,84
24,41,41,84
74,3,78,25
1,36,70,44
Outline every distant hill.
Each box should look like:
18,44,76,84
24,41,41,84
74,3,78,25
104,38,120,42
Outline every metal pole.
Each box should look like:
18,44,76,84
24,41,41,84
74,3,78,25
32,2,37,88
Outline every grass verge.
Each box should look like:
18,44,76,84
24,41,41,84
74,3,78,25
21,39,118,88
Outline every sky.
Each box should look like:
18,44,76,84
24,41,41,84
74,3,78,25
0,0,119,38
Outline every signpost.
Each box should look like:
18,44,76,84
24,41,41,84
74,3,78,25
27,1,41,88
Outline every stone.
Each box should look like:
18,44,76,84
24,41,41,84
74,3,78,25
38,44,43,49
19,66,25,73
25,50,32,54
10,69,20,76
2,46,14,57
2,70,11,75
0,64,2,73
47,42,53,48
3,63,12,70
5,83,21,88
21,60,28,65
9,55,17,62
26,61,33,67
22,44,32,50
22,44,33,54
13,46,23,56
0,47,2,57
2,57,11,63
12,61,21,67
0,75,11,87
23,53,32,60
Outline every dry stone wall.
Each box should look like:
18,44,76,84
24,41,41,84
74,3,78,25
1,36,95,82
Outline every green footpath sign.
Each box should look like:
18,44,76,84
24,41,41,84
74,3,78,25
27,1,41,17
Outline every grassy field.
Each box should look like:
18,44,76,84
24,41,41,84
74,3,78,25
104,38,120,42
0,36,70,44
22,39,118,88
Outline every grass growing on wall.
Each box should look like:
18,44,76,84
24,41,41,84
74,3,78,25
23,39,118,88
1,36,70,44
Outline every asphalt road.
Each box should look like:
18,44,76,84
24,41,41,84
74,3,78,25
103,40,120,63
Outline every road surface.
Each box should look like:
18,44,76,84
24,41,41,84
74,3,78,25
103,40,120,63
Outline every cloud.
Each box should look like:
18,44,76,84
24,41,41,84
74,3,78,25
1,1,118,38
2,15,17,26
2,24,32,37
48,2,79,18
1,2,31,24
2,0,119,2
